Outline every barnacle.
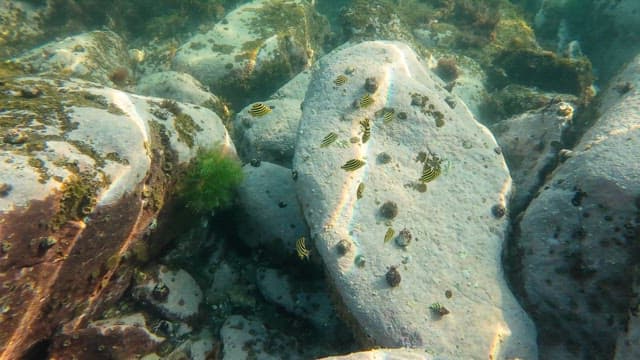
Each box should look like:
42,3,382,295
491,204,506,218
364,77,378,93
386,266,401,287
395,228,412,247
336,239,352,255
321,132,338,147
379,201,398,219
296,236,311,260
248,102,271,117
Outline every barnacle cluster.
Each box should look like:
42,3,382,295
386,266,401,287
380,201,398,219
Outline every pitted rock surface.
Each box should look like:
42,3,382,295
236,162,308,259
517,52,640,359
292,41,537,358
233,99,302,167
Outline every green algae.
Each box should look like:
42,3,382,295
174,112,203,148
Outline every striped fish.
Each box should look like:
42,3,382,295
356,182,365,199
359,93,374,108
249,102,271,117
296,236,310,260
341,159,366,171
360,118,371,143
384,227,395,243
321,132,338,147
383,109,395,124
420,162,441,183
334,74,347,86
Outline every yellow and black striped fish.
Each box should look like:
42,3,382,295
384,227,395,243
420,162,441,183
360,118,371,143
359,93,374,108
334,74,347,86
356,182,365,199
321,132,338,147
296,236,310,260
383,109,395,124
249,102,271,117
341,159,365,171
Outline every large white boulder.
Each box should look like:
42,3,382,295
292,41,537,358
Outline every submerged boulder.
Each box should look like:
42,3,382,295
0,76,232,359
292,40,537,358
12,30,131,88
173,0,328,107
516,52,640,359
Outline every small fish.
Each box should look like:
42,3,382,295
321,132,338,147
341,159,366,171
296,236,311,260
359,93,374,108
382,109,395,124
249,102,271,117
384,227,395,243
420,162,442,183
360,118,371,143
356,182,365,199
334,74,347,86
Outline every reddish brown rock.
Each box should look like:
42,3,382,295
0,76,233,359
48,313,164,359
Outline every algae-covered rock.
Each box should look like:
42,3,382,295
12,30,132,88
135,71,225,112
293,40,537,358
0,1,45,58
0,76,232,359
173,0,328,108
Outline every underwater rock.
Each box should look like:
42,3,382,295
135,71,224,112
490,99,574,213
516,53,640,360
0,1,45,58
220,315,300,360
162,329,217,360
48,313,163,359
233,98,301,167
0,76,231,359
236,162,308,261
132,265,203,322
256,267,341,332
173,0,328,107
293,40,536,358
317,348,434,360
11,30,131,87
